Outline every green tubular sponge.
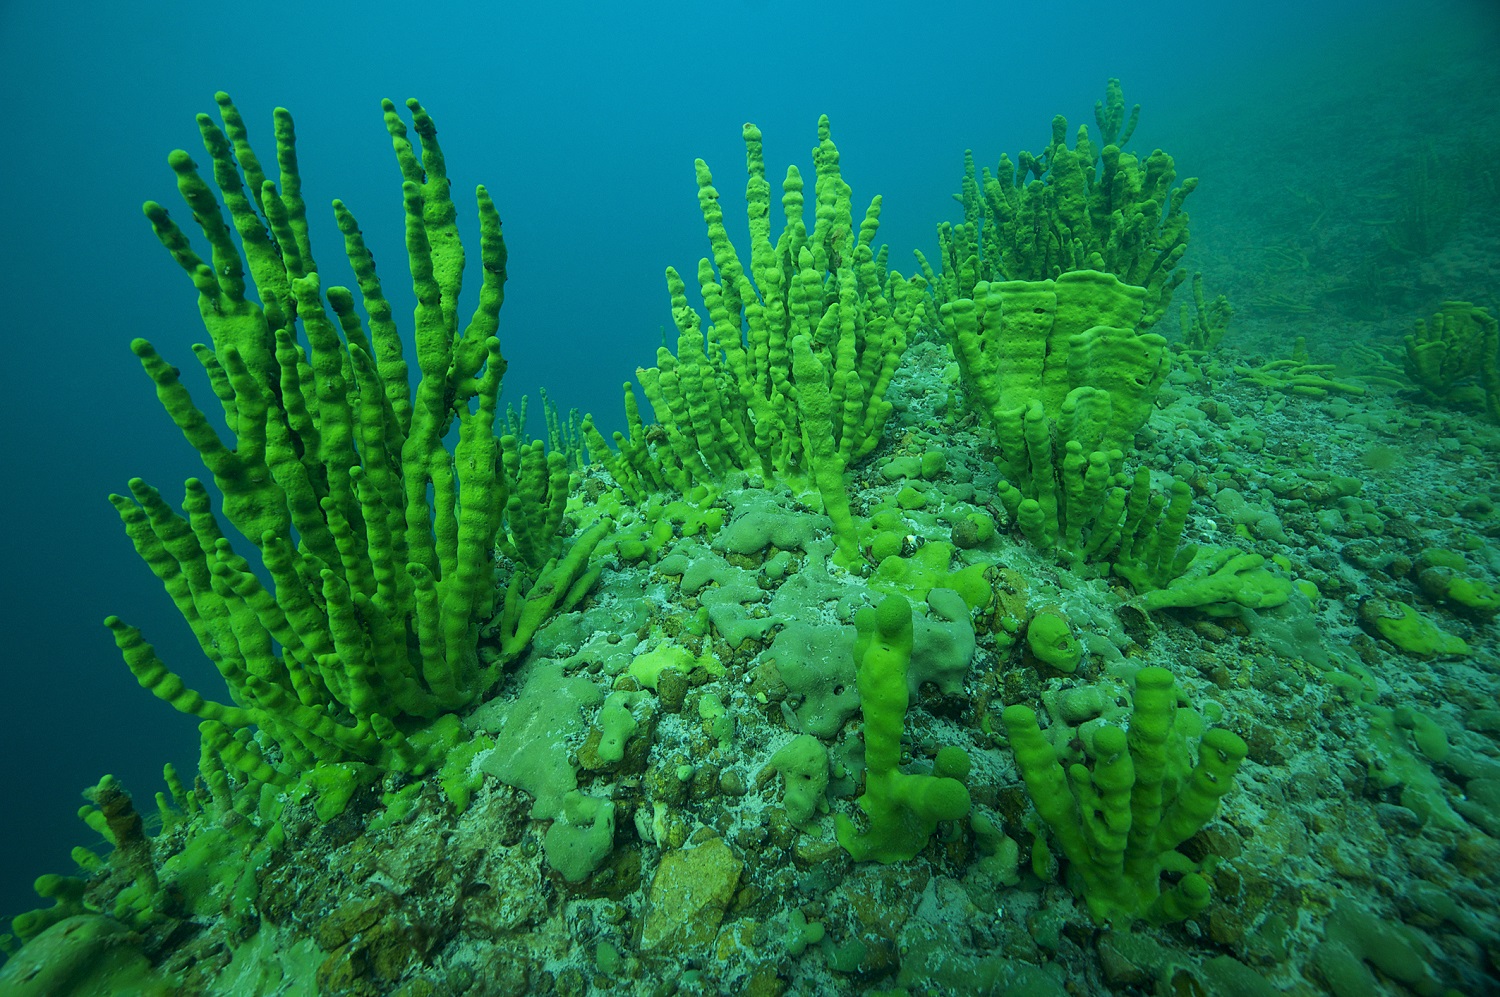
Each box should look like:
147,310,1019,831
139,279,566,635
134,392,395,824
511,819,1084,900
836,595,971,863
1002,666,1247,924
1403,300,1498,406
791,333,861,565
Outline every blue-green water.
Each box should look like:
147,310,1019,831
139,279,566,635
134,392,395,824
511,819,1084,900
1,2,1497,994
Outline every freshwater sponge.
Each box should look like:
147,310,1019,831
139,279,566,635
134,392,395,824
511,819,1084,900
938,271,1208,593
1404,300,1499,416
109,94,604,790
930,79,1195,330
836,596,971,863
589,117,927,560
1003,667,1248,924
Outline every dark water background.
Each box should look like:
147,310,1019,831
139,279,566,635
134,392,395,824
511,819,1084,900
0,0,1494,926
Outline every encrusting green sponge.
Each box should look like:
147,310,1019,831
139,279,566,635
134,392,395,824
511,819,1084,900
1025,606,1082,672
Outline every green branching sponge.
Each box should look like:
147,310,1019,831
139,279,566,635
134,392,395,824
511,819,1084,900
108,94,604,792
1234,336,1366,398
1179,272,1233,353
1404,301,1499,415
928,78,1194,329
1002,667,1247,924
594,117,924,531
837,595,971,863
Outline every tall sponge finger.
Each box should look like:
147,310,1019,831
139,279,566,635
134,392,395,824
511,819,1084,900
105,616,252,729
